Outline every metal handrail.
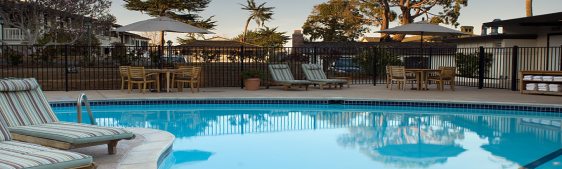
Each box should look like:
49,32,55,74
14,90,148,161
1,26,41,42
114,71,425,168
76,93,96,125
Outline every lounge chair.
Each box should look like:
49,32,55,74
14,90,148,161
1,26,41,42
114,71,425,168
301,64,348,89
0,116,96,169
268,64,312,90
0,78,135,155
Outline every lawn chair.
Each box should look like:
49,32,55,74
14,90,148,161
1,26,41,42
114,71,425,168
128,66,160,93
301,64,348,89
268,64,312,90
172,67,201,93
119,66,130,91
0,78,135,155
0,114,96,169
388,66,416,90
427,67,456,91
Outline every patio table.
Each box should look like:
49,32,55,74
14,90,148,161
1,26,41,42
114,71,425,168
405,69,440,90
145,69,182,93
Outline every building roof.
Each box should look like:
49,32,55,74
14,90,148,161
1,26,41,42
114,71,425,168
180,40,261,47
483,12,562,27
445,34,537,43
359,37,381,42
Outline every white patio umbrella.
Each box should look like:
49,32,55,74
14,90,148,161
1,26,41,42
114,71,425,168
114,16,214,46
377,21,465,47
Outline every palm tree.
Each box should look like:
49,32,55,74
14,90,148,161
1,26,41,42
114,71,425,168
526,0,533,16
240,0,274,43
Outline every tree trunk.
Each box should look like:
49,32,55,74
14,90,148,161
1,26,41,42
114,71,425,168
392,6,412,42
241,17,252,43
379,0,391,41
526,0,533,17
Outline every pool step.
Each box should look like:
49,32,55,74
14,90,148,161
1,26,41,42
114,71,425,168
521,148,562,169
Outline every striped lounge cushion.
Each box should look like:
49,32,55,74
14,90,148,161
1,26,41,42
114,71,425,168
0,79,59,127
0,116,11,141
268,64,295,81
9,122,134,144
0,141,92,169
0,79,40,92
302,64,328,80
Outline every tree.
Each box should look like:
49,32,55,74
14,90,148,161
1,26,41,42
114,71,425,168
124,0,216,43
526,0,533,16
302,0,366,42
240,0,275,43
387,0,468,41
0,0,114,45
234,27,289,47
358,0,396,41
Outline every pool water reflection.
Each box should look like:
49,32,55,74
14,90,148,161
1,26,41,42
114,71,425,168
54,104,562,169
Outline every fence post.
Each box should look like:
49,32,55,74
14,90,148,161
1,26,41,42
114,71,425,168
478,46,485,89
64,45,69,92
511,46,519,91
428,47,433,69
371,47,377,86
313,47,317,64
560,45,562,71
158,46,163,69
240,46,245,89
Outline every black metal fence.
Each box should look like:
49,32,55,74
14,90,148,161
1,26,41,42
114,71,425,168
1,45,561,91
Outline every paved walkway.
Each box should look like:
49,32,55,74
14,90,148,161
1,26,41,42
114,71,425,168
45,85,562,106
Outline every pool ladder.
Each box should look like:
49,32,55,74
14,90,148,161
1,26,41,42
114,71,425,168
76,93,96,125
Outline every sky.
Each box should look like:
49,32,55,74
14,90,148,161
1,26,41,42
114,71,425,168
110,0,562,44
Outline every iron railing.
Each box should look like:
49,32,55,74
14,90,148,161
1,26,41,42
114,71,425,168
1,45,561,91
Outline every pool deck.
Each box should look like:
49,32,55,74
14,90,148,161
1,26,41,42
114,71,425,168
43,85,562,169
46,85,562,106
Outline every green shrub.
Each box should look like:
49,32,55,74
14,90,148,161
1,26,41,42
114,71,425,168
354,48,402,75
455,52,493,78
5,50,23,66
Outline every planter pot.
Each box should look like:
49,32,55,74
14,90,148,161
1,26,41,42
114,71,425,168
244,78,261,91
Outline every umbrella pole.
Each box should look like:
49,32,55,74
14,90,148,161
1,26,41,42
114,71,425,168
160,31,165,47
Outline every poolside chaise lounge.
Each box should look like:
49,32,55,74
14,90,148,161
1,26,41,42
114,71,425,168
268,64,312,90
301,64,348,89
0,78,135,155
0,115,95,169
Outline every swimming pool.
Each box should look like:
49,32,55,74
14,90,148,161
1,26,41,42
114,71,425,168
53,102,562,169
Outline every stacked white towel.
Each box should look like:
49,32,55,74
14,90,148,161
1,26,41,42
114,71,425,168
554,76,562,82
532,76,543,81
526,83,537,91
538,83,549,91
523,75,533,81
549,84,561,92
542,76,554,81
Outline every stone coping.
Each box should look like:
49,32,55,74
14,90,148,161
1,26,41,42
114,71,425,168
116,128,174,169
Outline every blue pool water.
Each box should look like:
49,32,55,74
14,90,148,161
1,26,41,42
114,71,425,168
53,104,562,169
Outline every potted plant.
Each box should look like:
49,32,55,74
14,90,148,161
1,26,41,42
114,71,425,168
241,70,263,91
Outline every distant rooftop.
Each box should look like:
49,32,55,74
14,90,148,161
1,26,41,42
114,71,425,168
483,12,562,27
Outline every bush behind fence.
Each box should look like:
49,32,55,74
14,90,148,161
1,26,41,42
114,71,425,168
1,45,561,91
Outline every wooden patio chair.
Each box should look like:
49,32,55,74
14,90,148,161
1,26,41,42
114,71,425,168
119,66,130,91
128,66,160,93
388,66,416,90
172,67,201,93
427,67,457,91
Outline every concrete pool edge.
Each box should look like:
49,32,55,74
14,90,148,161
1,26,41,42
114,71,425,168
50,97,562,112
117,128,175,169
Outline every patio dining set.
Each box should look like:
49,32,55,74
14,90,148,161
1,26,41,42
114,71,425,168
386,66,457,91
119,66,201,93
